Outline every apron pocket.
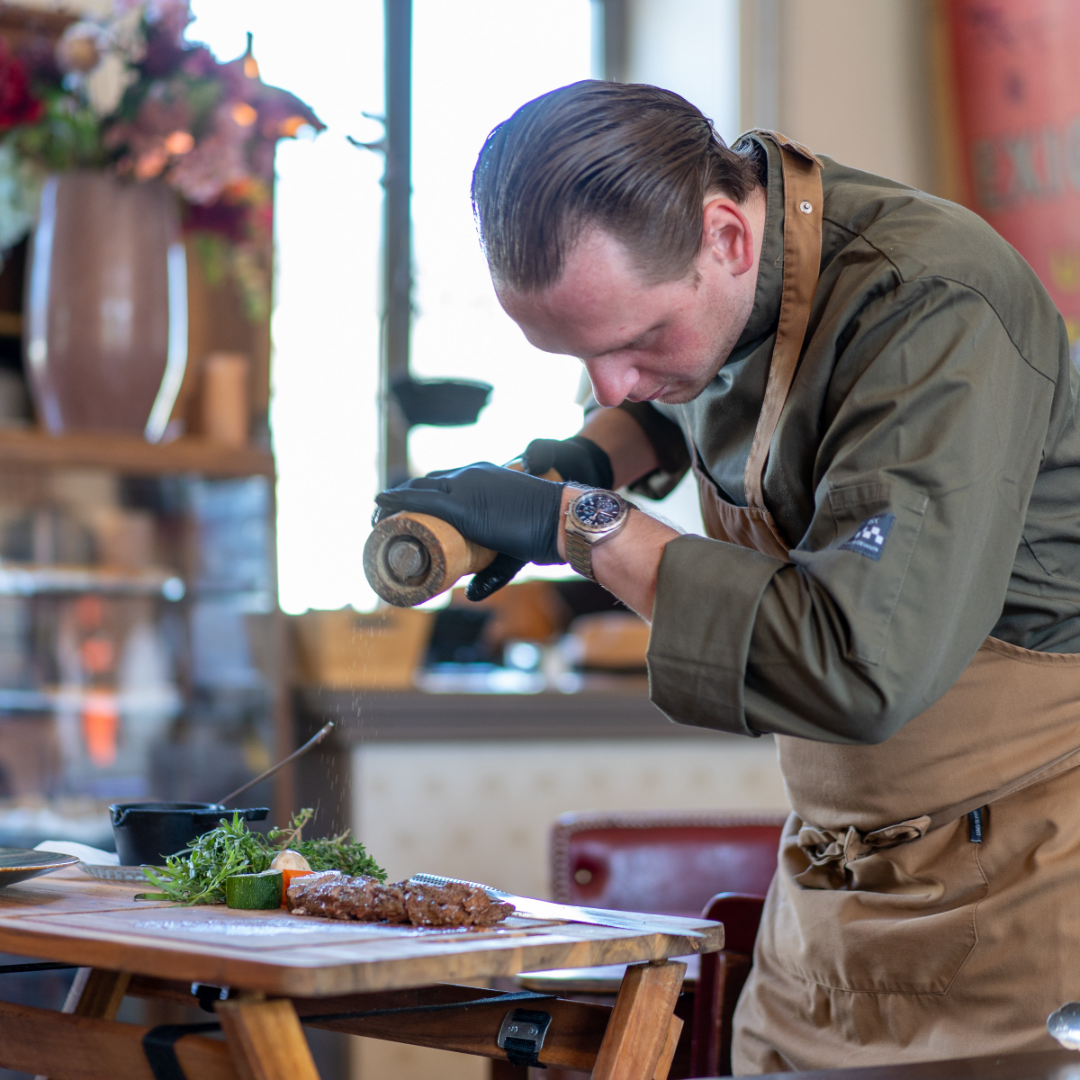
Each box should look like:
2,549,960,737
769,815,988,994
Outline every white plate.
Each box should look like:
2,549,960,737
0,848,80,887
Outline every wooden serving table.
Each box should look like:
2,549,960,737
0,867,721,1080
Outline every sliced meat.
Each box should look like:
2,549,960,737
286,871,512,926
462,887,516,927
369,881,408,922
286,870,346,917
286,871,408,922
400,880,515,928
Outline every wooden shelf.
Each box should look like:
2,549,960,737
0,563,184,598
294,680,742,743
0,5,75,45
0,429,274,478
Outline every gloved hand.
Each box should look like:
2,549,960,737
522,435,614,489
374,462,567,602
457,436,614,599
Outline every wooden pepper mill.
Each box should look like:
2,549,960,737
364,464,561,607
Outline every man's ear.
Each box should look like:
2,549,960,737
700,196,755,277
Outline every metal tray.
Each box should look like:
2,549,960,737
78,863,153,883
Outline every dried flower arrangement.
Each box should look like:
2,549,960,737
0,0,323,318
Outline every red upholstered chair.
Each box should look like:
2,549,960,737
551,810,785,915
691,892,768,1077
530,810,785,1078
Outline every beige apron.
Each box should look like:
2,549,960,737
692,134,1080,1073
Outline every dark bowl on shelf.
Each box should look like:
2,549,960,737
109,802,269,866
390,377,492,427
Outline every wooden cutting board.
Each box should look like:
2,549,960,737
0,870,722,997
42,904,553,950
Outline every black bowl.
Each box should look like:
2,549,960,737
390,377,492,427
109,802,269,866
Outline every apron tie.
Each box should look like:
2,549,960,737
797,815,932,868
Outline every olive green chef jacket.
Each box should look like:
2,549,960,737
625,134,1080,745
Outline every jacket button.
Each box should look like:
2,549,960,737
799,200,813,214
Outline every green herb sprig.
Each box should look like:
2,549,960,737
269,808,386,880
142,808,385,905
142,813,273,905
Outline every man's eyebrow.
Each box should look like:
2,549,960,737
586,323,663,359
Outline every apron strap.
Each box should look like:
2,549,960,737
923,743,1080,833
798,742,1080,864
743,137,824,512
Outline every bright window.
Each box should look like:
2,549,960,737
189,1,594,613
407,1,593,477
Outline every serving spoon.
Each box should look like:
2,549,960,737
216,722,335,806
1047,1001,1080,1050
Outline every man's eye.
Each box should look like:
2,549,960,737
628,328,662,351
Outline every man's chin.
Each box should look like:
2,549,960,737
656,381,709,406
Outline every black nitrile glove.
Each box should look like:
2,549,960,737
467,436,612,598
374,462,567,602
467,550,527,602
522,435,614,489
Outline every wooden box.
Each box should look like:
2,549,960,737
568,611,651,671
292,607,434,690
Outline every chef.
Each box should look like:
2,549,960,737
375,80,1080,1072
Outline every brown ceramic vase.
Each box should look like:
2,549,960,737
23,172,188,441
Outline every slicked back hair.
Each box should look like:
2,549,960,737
471,80,762,293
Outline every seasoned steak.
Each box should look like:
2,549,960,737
286,871,513,927
401,879,515,927
287,871,408,922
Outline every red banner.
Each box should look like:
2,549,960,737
948,0,1080,340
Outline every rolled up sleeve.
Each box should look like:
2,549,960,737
648,536,784,735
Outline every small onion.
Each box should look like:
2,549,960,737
271,849,311,872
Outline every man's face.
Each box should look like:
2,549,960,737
496,220,757,408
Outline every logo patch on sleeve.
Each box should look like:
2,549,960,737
840,513,895,561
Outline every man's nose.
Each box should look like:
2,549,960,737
586,359,638,408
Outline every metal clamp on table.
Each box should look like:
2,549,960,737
498,1006,553,1067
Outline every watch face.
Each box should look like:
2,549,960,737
574,491,624,528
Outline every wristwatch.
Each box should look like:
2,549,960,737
564,488,631,581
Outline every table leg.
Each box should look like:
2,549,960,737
217,996,322,1080
64,968,132,1018
652,1014,683,1080
589,960,686,1080
34,967,132,1080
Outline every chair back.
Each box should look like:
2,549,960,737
551,810,786,918
691,892,767,1077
